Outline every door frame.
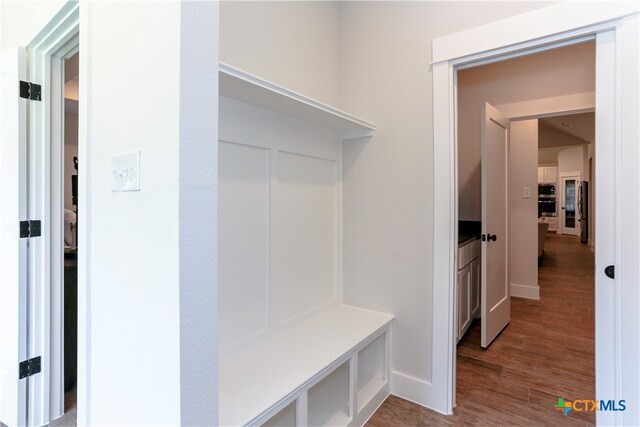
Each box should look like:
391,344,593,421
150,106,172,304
558,171,582,236
26,2,79,425
431,3,639,424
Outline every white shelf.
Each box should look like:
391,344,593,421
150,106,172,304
219,62,376,139
357,376,387,413
219,305,393,426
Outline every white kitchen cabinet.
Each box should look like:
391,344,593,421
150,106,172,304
457,239,481,342
544,167,557,183
539,216,557,232
457,265,472,341
470,257,481,320
538,166,558,184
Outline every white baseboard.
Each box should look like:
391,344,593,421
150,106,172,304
390,370,448,415
510,283,540,300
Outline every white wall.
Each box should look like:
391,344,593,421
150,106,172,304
458,40,595,220
0,1,67,50
220,1,341,107
79,2,219,424
337,0,555,396
509,120,539,299
81,3,182,422
177,2,219,424
558,145,585,176
80,2,180,425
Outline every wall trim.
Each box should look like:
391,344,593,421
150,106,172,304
497,92,595,121
390,371,444,415
432,2,639,63
510,283,540,300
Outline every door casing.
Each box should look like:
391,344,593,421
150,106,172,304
24,2,79,425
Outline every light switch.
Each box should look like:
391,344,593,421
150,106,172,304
522,186,531,199
111,151,140,192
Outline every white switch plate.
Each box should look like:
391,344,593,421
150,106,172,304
522,186,531,199
111,151,140,192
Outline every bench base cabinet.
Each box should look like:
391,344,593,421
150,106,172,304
457,240,481,342
220,306,393,427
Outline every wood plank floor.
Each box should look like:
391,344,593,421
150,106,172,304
367,233,595,426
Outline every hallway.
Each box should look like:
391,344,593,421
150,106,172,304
367,234,595,426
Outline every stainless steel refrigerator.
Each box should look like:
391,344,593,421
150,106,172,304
579,181,588,244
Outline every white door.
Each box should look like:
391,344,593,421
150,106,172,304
559,175,581,236
480,102,510,348
0,47,29,427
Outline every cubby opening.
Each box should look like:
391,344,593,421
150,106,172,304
262,401,296,427
357,334,387,412
308,362,351,426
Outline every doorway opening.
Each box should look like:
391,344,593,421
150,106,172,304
454,40,597,423
57,52,80,425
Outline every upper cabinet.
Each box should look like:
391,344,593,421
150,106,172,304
538,166,558,184
219,63,376,140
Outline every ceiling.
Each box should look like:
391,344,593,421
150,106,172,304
65,52,79,82
539,112,594,143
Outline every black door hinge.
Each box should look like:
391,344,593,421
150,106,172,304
19,356,41,379
19,220,41,238
19,80,42,101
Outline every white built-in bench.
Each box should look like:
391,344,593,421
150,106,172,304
219,305,394,426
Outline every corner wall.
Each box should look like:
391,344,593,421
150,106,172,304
81,2,182,424
337,0,555,405
220,1,341,107
80,2,219,424
509,120,539,299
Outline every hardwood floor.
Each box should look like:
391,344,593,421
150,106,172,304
367,234,595,426
48,389,77,427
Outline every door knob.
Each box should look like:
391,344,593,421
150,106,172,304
605,265,614,279
488,234,497,242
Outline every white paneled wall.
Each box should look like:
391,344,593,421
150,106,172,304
273,151,338,325
219,96,340,354
219,141,270,345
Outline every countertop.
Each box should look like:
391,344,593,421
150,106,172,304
459,220,481,246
